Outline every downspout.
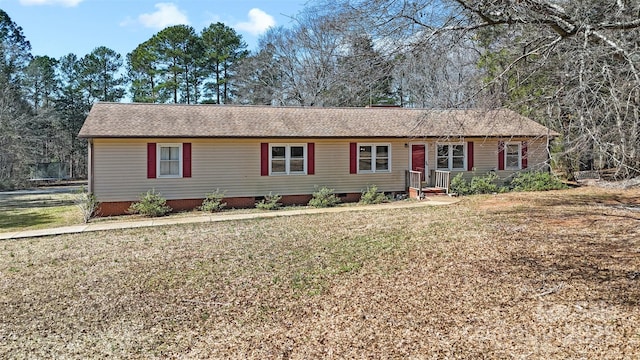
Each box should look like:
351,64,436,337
88,139,94,193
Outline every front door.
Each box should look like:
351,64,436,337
411,144,427,182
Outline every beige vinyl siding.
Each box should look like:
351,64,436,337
426,137,549,182
93,140,148,201
312,140,408,194
92,138,410,202
92,137,550,202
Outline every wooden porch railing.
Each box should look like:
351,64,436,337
408,170,422,190
434,170,451,194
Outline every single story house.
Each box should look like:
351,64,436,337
78,102,558,216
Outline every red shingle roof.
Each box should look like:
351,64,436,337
78,102,558,139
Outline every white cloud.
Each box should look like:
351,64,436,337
19,0,83,6
138,3,189,29
235,8,275,36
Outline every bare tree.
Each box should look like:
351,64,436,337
235,19,342,107
233,42,283,105
236,8,402,107
393,32,482,108
332,33,396,106
325,0,640,178
455,1,640,177
0,9,33,187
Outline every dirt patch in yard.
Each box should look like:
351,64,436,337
0,186,639,358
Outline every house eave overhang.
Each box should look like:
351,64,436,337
79,133,559,139
78,103,560,140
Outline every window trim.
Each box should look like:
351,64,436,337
436,142,467,171
504,142,522,170
157,143,183,178
357,143,391,174
269,143,307,175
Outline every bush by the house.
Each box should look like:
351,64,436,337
128,189,172,217
450,173,472,195
308,186,341,208
256,192,282,210
359,185,388,205
199,189,227,212
452,171,567,196
510,171,568,191
75,189,100,223
470,171,504,194
450,172,505,195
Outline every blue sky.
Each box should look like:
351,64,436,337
1,0,307,58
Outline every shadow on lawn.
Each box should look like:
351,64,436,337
0,195,75,210
503,191,640,307
458,188,638,307
511,250,640,307
0,191,77,230
0,211,56,230
484,189,640,221
530,189,640,208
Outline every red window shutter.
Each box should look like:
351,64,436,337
498,141,505,171
349,142,357,174
147,143,156,178
260,143,269,176
183,143,192,178
521,141,528,169
467,141,474,171
307,143,315,175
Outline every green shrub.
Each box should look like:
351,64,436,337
451,172,506,195
199,189,227,212
510,171,568,191
128,189,172,217
308,186,341,208
470,172,503,194
256,192,282,210
450,173,472,195
359,185,388,204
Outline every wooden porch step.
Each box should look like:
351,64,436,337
421,187,447,195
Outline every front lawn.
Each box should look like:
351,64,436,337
1,186,639,358
0,189,80,232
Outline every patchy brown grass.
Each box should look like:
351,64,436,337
1,186,639,358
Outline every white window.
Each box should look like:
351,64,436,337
358,144,391,173
436,143,466,171
157,143,182,178
505,142,522,170
270,144,306,175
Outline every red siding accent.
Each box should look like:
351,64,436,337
224,197,258,208
498,141,505,171
340,193,363,203
168,198,202,212
183,143,192,178
147,143,156,178
260,143,269,176
98,201,134,217
467,141,474,171
307,142,315,175
96,193,370,216
349,142,357,174
280,194,313,206
521,141,528,169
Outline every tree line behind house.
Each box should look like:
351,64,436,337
1,1,639,188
